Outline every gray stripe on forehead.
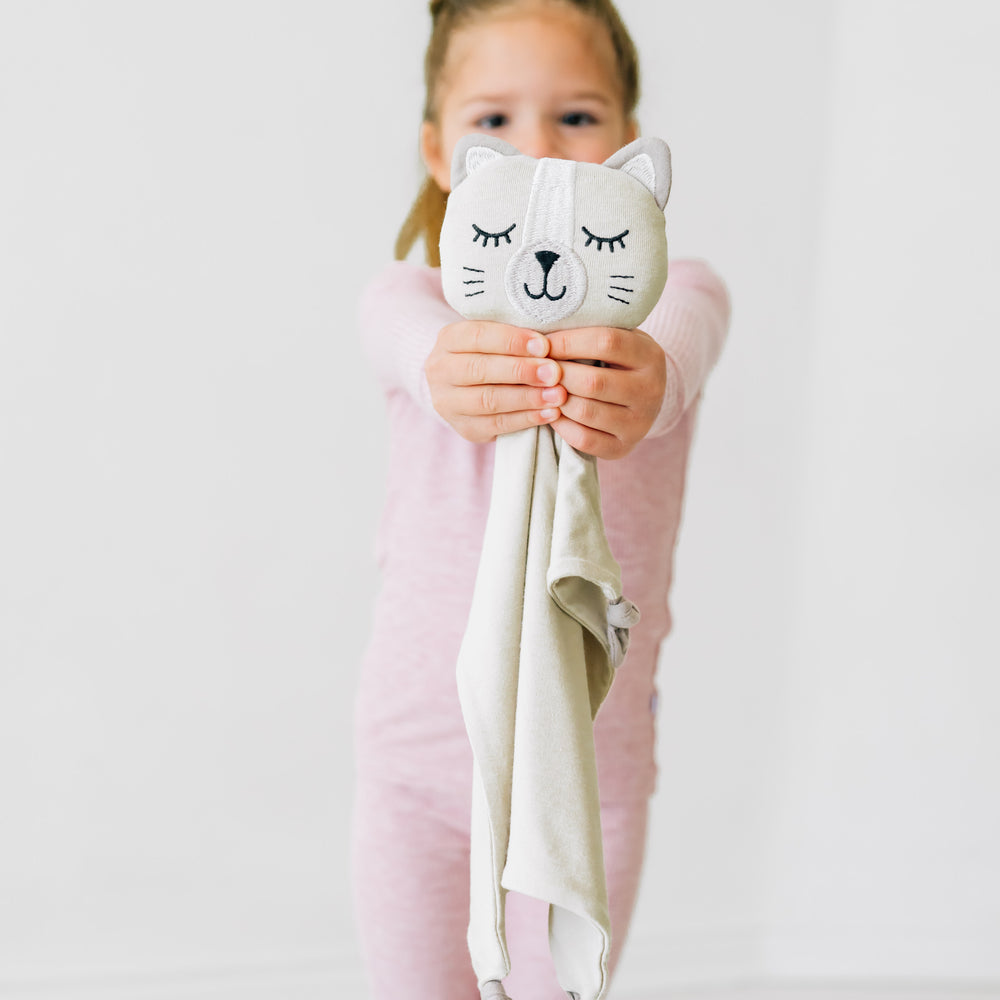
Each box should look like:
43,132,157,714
522,158,577,246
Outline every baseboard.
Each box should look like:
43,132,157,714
0,952,363,1000
4,947,997,1000
614,921,767,992
614,922,1000,998
621,982,1000,1000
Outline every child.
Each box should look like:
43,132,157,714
352,1,731,997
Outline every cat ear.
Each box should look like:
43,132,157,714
451,133,522,189
603,137,672,211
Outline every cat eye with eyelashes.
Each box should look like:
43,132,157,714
581,226,630,252
472,223,517,247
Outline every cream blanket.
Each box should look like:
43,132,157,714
456,423,638,1000
440,133,671,1000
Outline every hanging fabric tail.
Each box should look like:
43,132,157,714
457,425,637,1000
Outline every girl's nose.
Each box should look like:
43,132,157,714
515,123,563,160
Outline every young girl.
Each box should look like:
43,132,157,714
353,1,730,997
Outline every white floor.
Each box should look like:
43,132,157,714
6,964,998,1000
629,988,1000,1000
6,980,999,1000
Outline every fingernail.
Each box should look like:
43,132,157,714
540,408,559,421
542,387,562,403
537,363,558,384
527,338,547,357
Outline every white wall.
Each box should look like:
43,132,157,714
1,2,997,998
0,1,397,993
612,0,842,989
762,0,1000,982
621,1,1000,990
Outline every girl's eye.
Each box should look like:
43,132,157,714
475,113,508,130
582,226,629,252
472,222,517,247
561,111,598,127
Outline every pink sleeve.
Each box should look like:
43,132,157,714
642,258,732,437
358,261,459,418
358,258,731,434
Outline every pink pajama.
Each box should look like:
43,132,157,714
353,259,729,995
351,769,649,1000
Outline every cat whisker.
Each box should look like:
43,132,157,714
609,276,634,304
464,266,485,273
464,266,486,295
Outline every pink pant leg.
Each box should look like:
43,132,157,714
502,796,650,999
352,770,649,1000
351,772,477,1000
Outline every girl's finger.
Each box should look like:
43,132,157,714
441,321,551,360
449,353,562,388
549,415,625,460
558,360,631,404
462,406,562,441
557,392,629,433
449,383,568,418
545,326,644,367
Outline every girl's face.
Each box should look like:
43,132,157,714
421,0,638,192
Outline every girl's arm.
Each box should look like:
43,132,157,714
639,259,732,436
360,260,568,435
358,261,460,418
361,259,730,456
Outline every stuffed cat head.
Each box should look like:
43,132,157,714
439,135,671,333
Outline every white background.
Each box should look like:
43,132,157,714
1,1,998,997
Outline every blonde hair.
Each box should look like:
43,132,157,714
395,0,641,267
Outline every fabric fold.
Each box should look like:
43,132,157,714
456,424,638,1000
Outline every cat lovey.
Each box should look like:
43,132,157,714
440,133,670,332
441,135,671,1000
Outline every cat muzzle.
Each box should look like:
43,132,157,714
505,240,587,324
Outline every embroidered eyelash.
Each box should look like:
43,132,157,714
582,226,629,252
472,223,516,247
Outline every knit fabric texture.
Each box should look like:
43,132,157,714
441,136,670,1000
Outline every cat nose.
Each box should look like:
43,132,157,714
535,250,560,276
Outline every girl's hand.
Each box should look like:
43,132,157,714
424,320,568,442
545,326,668,460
